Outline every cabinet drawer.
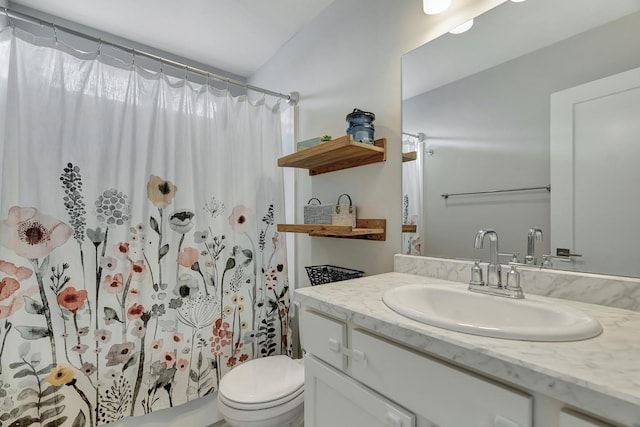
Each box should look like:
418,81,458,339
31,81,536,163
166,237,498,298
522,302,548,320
300,309,347,370
305,354,415,427
559,410,615,427
350,329,532,427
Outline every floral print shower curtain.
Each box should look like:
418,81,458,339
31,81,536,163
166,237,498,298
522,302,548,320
0,27,290,426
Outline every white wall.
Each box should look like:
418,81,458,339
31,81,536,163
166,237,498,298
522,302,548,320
403,11,640,264
249,0,505,287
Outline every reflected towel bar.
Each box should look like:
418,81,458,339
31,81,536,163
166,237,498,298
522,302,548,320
441,185,551,199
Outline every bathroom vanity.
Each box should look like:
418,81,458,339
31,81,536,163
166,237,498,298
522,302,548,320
295,264,640,427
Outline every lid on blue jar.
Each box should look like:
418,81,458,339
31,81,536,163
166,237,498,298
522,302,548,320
346,108,375,122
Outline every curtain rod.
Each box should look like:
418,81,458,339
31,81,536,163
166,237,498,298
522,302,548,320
441,185,551,200
402,131,425,142
2,7,299,105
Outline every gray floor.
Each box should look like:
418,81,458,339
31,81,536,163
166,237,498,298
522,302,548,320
209,421,303,427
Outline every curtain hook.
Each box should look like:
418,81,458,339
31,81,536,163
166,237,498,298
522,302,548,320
97,38,102,55
159,59,163,74
52,23,58,43
184,65,189,81
131,48,136,66
205,72,210,87
3,8,14,28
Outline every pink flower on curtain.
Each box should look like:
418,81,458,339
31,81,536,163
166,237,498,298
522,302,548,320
228,205,252,232
0,261,18,275
176,358,189,371
103,273,124,294
0,287,36,319
57,287,88,313
151,339,164,352
99,256,118,271
177,247,199,268
128,288,140,301
0,278,20,301
0,206,73,259
131,260,147,281
147,175,177,208
161,351,176,368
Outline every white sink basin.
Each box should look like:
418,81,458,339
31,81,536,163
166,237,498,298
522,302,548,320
382,284,602,341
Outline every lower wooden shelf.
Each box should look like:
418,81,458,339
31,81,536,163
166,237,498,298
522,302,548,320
277,219,386,241
402,224,417,233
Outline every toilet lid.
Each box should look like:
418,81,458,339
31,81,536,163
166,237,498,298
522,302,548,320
219,356,304,406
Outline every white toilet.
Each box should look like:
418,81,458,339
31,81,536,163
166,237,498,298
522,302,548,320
217,355,305,427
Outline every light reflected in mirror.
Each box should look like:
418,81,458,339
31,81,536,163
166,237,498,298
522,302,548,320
402,0,640,277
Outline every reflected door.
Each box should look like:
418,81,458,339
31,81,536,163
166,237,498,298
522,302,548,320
551,66,640,276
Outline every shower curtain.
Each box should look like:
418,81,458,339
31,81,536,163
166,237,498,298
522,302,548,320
0,27,291,426
402,140,423,255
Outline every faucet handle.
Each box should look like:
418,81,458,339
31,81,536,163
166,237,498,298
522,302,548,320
505,265,524,298
498,252,519,263
469,260,484,286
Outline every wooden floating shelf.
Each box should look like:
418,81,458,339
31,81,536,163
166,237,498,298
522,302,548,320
278,135,387,176
277,219,386,241
402,151,417,162
402,224,417,233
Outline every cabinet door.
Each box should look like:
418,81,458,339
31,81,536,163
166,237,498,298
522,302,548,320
350,329,532,427
305,354,415,427
559,410,615,427
300,310,347,370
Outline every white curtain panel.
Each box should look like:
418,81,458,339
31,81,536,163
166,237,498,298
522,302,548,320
0,27,291,426
402,140,423,255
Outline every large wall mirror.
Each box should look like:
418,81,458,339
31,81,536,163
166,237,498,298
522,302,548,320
402,0,640,277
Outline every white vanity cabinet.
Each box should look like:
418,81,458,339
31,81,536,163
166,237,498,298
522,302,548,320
559,411,615,427
301,309,533,427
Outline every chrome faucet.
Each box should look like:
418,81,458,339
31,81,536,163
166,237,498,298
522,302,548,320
470,229,524,299
525,227,543,265
474,229,501,287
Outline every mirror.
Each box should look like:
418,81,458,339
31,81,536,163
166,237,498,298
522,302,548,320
402,0,640,277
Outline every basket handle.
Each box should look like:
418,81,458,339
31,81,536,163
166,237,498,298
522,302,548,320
307,198,322,205
336,193,352,206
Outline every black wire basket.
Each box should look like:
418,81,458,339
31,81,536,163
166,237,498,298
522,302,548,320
305,265,365,286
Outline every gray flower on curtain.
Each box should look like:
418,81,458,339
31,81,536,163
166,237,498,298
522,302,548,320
60,162,87,243
95,189,130,227
168,209,195,234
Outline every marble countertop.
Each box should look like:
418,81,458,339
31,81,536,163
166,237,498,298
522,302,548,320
294,272,640,426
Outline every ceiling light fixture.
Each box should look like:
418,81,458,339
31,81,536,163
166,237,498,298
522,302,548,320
449,19,474,34
423,0,452,15
510,0,527,2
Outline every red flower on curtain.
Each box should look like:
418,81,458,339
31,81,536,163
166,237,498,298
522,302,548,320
127,303,145,320
114,242,130,259
0,206,72,259
57,287,88,313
